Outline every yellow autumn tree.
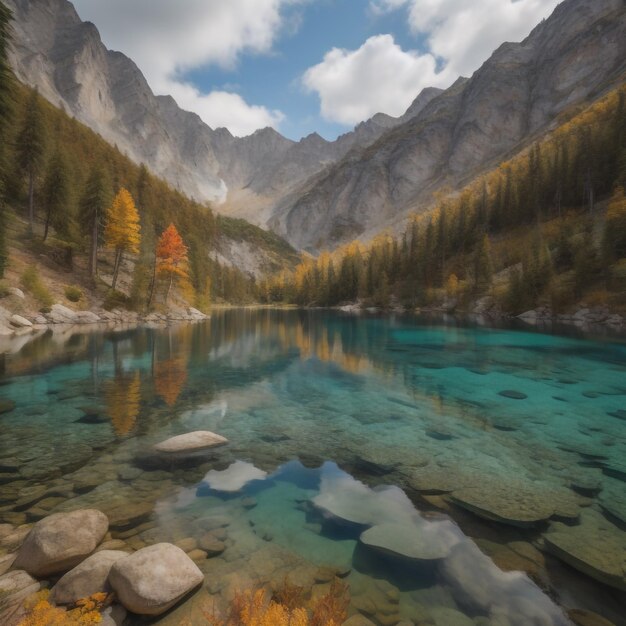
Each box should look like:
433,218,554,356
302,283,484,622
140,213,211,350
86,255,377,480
104,371,141,437
104,188,141,289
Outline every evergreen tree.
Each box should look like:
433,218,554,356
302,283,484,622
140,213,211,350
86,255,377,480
473,234,493,291
0,179,7,278
603,186,626,263
16,89,46,234
80,166,111,278
41,150,72,241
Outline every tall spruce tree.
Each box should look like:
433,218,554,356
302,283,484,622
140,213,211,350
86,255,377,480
0,1,13,277
42,150,72,241
80,166,111,278
16,89,46,234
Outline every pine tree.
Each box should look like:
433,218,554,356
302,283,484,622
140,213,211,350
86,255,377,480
0,1,14,168
603,186,626,263
0,179,7,278
473,234,493,291
156,223,189,304
104,188,141,289
80,166,111,278
41,150,72,241
16,89,46,234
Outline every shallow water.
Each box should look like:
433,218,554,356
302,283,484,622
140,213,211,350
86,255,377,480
0,310,625,625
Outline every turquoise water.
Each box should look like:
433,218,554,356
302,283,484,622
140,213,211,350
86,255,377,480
0,310,625,625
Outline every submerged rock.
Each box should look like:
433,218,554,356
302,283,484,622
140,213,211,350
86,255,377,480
154,431,228,453
51,550,127,605
109,543,204,615
14,509,108,576
498,390,528,400
0,570,40,623
450,480,581,527
543,509,626,592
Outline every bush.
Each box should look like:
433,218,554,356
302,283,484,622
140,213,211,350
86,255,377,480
20,265,54,311
0,281,9,298
64,285,83,302
103,289,130,311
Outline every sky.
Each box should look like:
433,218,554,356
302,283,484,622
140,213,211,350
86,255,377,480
71,0,561,141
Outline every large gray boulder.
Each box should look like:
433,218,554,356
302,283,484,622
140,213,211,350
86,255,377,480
47,304,78,324
9,314,32,328
109,543,203,615
14,509,108,577
51,550,127,605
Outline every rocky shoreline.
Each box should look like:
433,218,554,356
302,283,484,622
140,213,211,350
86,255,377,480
0,302,209,341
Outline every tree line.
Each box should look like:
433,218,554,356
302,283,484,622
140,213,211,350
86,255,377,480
260,85,626,313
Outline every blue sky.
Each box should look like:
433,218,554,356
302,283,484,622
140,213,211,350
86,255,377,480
72,0,560,140
181,1,424,140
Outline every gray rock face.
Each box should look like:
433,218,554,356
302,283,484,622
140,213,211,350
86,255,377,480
14,509,108,576
108,543,204,616
51,550,127,605
271,0,626,250
5,0,441,238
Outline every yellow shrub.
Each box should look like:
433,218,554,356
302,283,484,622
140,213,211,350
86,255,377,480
19,590,107,626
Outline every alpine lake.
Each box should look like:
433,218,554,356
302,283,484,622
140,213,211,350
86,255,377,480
0,309,625,625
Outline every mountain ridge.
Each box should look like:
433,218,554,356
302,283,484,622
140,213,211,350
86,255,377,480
4,0,441,231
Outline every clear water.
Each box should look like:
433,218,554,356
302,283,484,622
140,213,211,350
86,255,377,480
0,310,625,625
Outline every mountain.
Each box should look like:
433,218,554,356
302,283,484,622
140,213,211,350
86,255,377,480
4,0,441,232
270,0,626,250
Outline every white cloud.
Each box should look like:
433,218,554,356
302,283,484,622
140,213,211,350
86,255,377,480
303,35,453,125
310,0,560,124
72,0,298,136
166,83,284,137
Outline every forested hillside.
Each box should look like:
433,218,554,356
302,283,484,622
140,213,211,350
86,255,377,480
261,85,626,315
0,81,298,310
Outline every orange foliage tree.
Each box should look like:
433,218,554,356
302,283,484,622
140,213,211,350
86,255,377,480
156,223,189,304
104,188,141,289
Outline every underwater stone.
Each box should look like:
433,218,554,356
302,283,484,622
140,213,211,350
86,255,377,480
498,390,528,400
109,543,204,615
198,533,226,557
0,400,15,414
154,431,228,453
567,608,618,626
544,509,626,592
450,480,580,527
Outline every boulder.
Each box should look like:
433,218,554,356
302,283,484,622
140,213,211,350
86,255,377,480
9,314,32,328
47,304,78,324
74,311,101,324
154,431,228,453
109,543,204,615
0,570,40,622
51,550,127,605
8,288,25,299
14,509,108,577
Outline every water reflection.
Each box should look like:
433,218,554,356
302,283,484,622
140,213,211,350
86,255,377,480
0,310,625,623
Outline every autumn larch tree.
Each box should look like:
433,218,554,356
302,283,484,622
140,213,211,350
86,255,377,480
80,166,111,279
104,187,141,289
16,89,46,234
156,223,189,304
